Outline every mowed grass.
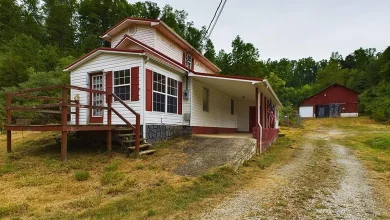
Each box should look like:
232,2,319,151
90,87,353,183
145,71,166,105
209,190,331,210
0,128,300,219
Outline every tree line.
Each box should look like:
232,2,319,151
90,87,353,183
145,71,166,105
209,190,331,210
0,0,389,126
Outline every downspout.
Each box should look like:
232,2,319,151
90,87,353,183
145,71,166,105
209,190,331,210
142,55,148,139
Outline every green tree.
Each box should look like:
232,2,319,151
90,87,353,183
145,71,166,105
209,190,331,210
204,39,216,63
44,0,77,50
230,35,261,76
0,0,23,42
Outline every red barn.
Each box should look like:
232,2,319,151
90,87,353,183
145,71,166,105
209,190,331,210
299,83,359,118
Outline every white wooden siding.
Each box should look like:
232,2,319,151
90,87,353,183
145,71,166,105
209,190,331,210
145,61,189,125
111,25,156,48
70,53,143,125
190,79,237,128
193,59,213,73
236,100,253,132
155,31,183,64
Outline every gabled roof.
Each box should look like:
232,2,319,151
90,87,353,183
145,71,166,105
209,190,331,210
100,17,221,73
114,34,190,71
64,48,145,71
302,83,359,102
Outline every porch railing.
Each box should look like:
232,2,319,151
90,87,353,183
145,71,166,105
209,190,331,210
4,84,141,159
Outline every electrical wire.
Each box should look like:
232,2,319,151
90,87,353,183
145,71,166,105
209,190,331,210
206,0,227,40
204,0,223,38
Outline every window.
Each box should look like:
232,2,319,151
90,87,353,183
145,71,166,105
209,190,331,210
153,72,166,112
203,88,209,112
92,75,104,117
152,72,179,114
185,53,192,69
167,78,178,113
231,99,235,115
114,69,130,100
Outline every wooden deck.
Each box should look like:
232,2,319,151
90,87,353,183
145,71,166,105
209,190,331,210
4,84,141,162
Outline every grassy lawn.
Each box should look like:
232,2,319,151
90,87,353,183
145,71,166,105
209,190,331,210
0,128,301,219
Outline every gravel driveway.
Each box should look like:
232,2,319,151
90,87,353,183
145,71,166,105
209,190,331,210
200,127,386,219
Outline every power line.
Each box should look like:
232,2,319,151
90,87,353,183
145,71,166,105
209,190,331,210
204,0,223,38
205,0,227,40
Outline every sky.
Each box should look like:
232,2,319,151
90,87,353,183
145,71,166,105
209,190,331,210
130,0,390,61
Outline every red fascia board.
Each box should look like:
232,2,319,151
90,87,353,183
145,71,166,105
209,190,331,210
116,35,191,71
64,48,145,70
100,17,160,38
192,71,263,81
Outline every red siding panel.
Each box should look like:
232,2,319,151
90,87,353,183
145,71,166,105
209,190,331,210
131,67,139,101
146,69,153,111
301,84,358,113
178,81,182,114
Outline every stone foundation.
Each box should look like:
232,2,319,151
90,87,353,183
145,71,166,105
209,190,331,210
145,124,192,143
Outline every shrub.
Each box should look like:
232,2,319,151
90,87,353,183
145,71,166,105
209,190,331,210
74,171,89,181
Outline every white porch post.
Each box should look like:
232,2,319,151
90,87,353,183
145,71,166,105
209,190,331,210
257,88,262,154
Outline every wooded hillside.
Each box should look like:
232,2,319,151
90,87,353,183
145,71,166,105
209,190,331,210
0,0,389,125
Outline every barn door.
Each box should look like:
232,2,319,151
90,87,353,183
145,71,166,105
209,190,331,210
329,103,341,117
89,73,104,123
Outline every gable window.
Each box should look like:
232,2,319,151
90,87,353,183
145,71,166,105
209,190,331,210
114,69,130,100
185,53,192,69
203,88,209,112
231,99,235,115
153,71,179,114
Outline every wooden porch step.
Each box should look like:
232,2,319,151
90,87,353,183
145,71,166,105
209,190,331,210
121,139,145,144
117,133,142,137
117,133,135,137
115,127,133,131
139,149,156,155
128,144,151,150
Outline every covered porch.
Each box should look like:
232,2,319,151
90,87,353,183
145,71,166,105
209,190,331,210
189,72,282,153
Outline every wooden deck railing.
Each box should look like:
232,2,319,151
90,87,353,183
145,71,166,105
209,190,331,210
4,84,141,160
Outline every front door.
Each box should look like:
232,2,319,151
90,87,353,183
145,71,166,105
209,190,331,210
89,73,104,123
249,106,256,132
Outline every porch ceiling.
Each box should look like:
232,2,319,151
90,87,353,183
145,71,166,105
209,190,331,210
189,73,283,108
189,73,260,102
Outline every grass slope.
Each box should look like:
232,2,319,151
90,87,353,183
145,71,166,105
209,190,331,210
0,128,300,219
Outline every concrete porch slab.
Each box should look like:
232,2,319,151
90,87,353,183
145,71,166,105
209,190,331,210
174,135,256,176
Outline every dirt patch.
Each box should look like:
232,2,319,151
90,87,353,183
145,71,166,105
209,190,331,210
174,136,256,176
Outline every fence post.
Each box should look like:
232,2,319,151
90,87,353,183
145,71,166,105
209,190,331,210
61,87,68,162
75,100,80,126
107,93,112,153
135,115,140,157
6,94,11,153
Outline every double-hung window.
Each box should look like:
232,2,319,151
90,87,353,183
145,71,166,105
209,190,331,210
203,88,209,112
167,78,178,113
153,72,166,112
114,69,130,100
231,99,235,115
153,71,179,114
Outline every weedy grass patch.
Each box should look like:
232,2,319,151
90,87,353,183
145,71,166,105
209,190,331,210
0,129,299,219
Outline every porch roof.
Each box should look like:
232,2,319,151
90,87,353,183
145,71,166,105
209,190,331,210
189,72,283,108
